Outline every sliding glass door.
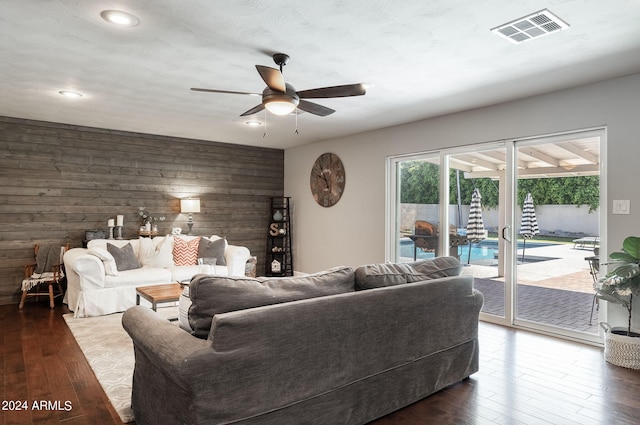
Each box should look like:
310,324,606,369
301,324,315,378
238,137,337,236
512,132,602,342
389,153,442,264
388,143,510,321
387,129,604,342
448,146,509,320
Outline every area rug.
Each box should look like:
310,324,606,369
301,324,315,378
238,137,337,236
63,307,178,423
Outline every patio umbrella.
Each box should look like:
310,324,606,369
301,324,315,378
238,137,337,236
466,188,486,264
519,192,540,262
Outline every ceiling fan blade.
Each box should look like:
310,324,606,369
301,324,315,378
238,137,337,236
255,65,286,92
240,104,265,117
297,100,335,117
191,88,260,96
297,83,366,99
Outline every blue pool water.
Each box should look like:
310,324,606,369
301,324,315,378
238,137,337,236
400,239,555,263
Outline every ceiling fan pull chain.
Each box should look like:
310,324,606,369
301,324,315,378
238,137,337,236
263,110,268,138
294,109,299,135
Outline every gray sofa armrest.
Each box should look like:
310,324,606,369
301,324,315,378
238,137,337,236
122,306,211,383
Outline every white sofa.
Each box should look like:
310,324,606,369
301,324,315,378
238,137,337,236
63,235,252,317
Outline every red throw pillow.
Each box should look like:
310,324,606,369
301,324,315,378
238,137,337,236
173,237,200,266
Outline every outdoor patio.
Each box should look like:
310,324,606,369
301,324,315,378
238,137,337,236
464,241,600,334
402,239,600,335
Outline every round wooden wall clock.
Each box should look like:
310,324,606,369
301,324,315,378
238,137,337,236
310,152,345,207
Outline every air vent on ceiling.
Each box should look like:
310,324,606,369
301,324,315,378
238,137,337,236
491,9,569,44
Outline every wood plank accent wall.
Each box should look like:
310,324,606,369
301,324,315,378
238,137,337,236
0,116,283,305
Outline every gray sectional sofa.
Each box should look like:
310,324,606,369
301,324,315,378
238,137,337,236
122,257,483,425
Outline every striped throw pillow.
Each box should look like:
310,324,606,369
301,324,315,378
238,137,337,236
173,237,200,266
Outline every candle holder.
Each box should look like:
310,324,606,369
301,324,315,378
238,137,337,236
115,226,123,240
108,226,114,240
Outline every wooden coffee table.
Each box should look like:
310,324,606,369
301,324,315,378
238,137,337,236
136,283,183,312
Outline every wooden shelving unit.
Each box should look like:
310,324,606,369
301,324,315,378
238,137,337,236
265,197,293,276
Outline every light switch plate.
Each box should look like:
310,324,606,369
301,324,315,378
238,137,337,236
613,199,630,215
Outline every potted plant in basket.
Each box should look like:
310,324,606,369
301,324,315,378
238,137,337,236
595,236,640,369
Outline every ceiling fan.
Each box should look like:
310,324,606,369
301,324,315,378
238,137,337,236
191,53,366,117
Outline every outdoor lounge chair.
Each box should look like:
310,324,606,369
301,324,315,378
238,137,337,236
573,236,600,249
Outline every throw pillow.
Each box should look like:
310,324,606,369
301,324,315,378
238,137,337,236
408,256,463,280
87,247,119,276
198,237,227,266
188,266,356,339
139,236,174,268
173,237,200,266
355,256,463,290
106,243,143,272
88,239,140,257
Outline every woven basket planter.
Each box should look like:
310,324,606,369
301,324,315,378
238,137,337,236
600,322,640,370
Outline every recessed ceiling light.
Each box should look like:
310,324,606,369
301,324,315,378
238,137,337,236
491,9,569,44
58,90,83,98
245,120,263,127
100,10,140,27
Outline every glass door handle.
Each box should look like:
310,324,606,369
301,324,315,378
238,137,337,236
501,226,511,242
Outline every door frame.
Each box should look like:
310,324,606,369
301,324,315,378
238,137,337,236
385,127,606,344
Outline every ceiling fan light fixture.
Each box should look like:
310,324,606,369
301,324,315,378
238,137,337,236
264,98,298,115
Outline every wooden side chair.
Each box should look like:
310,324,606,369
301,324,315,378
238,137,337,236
19,243,70,309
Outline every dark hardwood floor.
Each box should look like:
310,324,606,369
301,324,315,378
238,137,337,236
3,300,640,425
2,302,122,424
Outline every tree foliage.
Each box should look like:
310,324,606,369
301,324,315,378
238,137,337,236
400,160,600,212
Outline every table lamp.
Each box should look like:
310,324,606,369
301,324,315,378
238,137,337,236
180,198,201,234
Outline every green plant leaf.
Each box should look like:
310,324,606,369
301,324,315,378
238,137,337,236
610,251,637,262
622,236,640,259
596,292,629,306
613,264,640,280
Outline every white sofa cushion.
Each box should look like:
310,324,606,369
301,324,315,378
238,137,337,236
170,265,229,282
104,266,171,288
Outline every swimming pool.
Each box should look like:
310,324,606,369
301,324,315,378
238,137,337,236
399,238,556,263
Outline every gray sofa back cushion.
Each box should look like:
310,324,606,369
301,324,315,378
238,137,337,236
355,256,463,290
188,266,355,339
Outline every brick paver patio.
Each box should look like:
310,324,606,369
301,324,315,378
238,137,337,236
463,242,600,335
473,278,599,334
403,239,601,335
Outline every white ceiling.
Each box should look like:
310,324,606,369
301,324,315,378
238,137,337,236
1,0,640,150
